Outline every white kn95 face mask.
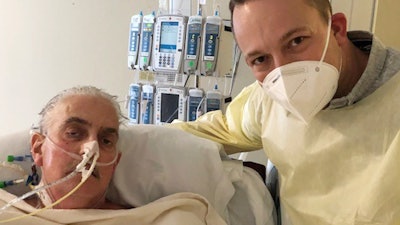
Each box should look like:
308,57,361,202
261,18,339,124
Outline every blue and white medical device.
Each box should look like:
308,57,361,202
139,12,156,70
128,11,143,69
201,9,222,76
140,84,155,124
152,15,188,73
128,83,141,124
183,14,203,74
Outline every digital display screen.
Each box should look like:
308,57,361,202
141,23,154,52
129,30,139,52
186,32,200,56
160,93,179,123
204,24,219,57
206,98,220,112
160,21,179,53
141,31,151,52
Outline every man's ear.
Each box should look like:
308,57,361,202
31,132,45,166
331,12,348,43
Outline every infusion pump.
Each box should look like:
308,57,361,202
154,86,187,125
152,15,188,73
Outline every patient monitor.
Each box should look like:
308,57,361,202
154,86,187,125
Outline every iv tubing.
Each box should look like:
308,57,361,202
0,155,98,223
196,97,206,120
0,147,99,223
0,171,77,211
228,43,241,96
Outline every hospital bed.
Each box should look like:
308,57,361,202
0,124,276,225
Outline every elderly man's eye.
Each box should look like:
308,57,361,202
64,128,84,139
102,138,113,146
100,135,117,150
66,131,79,137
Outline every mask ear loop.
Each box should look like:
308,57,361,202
338,47,343,74
316,17,332,72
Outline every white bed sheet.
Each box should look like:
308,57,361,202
0,190,227,225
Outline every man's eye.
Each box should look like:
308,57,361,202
250,55,271,73
102,138,113,146
66,131,79,137
289,36,305,48
100,136,117,149
254,56,266,65
64,129,82,139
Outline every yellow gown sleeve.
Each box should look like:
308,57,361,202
169,82,267,154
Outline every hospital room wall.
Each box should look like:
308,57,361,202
0,0,143,136
0,0,242,136
0,0,399,138
374,0,400,49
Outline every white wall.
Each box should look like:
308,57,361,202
331,0,376,31
0,0,240,136
0,1,144,134
374,0,400,49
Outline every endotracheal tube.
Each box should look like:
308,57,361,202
0,139,116,223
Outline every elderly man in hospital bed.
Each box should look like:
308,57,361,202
0,86,276,225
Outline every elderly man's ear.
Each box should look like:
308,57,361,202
30,132,45,166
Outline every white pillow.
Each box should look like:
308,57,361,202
107,124,235,218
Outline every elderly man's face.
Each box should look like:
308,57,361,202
31,94,120,209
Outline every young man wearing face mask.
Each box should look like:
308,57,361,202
28,86,125,209
170,0,400,224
